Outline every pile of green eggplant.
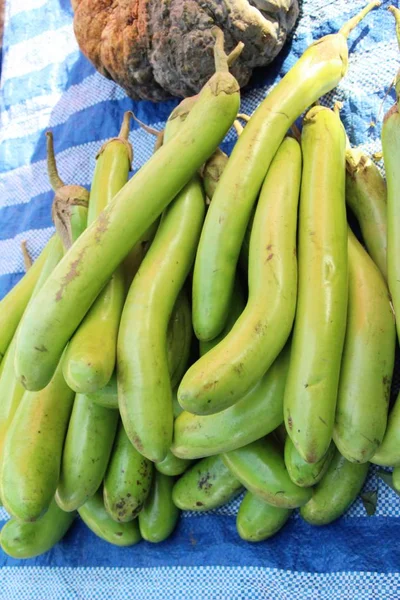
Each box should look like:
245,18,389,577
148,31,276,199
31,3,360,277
1,2,400,558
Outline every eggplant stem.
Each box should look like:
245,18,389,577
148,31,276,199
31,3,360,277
212,28,243,72
131,112,160,137
333,101,343,116
227,42,244,67
339,1,381,39
46,131,65,191
118,111,133,140
154,130,164,152
21,240,33,271
233,120,244,136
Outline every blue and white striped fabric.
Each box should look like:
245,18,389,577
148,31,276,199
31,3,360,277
1,0,400,598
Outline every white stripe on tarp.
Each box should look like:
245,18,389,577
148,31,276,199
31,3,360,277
8,0,50,18
344,42,398,102
0,123,166,210
294,0,379,39
0,37,393,206
1,24,78,83
0,566,398,600
0,228,54,277
0,73,126,142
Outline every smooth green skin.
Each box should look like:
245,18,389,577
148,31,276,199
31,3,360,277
118,176,205,463
69,201,89,245
15,71,240,392
103,422,153,522
333,230,395,464
222,436,312,509
284,437,335,488
173,389,184,419
371,391,400,467
87,141,132,224
63,269,126,393
0,217,80,512
122,220,159,291
172,454,243,512
1,359,75,521
382,105,400,341
0,236,65,485
300,449,369,525
199,278,246,357
0,338,25,462
0,235,63,436
86,372,119,409
1,498,76,559
56,394,119,512
284,107,348,464
63,141,131,394
139,472,180,543
0,237,52,361
168,290,193,389
172,344,290,460
178,138,301,415
202,147,228,200
180,138,301,415
155,451,192,477
238,208,255,274
393,466,400,492
192,21,357,342
87,297,193,410
78,489,142,546
346,147,387,280
236,491,292,542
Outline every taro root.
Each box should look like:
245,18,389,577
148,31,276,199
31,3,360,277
72,0,299,102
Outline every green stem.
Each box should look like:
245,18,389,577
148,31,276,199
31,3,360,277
237,113,251,122
233,120,244,136
227,42,245,67
46,132,65,191
212,28,229,72
339,1,381,39
212,28,244,73
332,101,352,147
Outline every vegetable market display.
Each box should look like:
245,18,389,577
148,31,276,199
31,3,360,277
1,1,400,558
